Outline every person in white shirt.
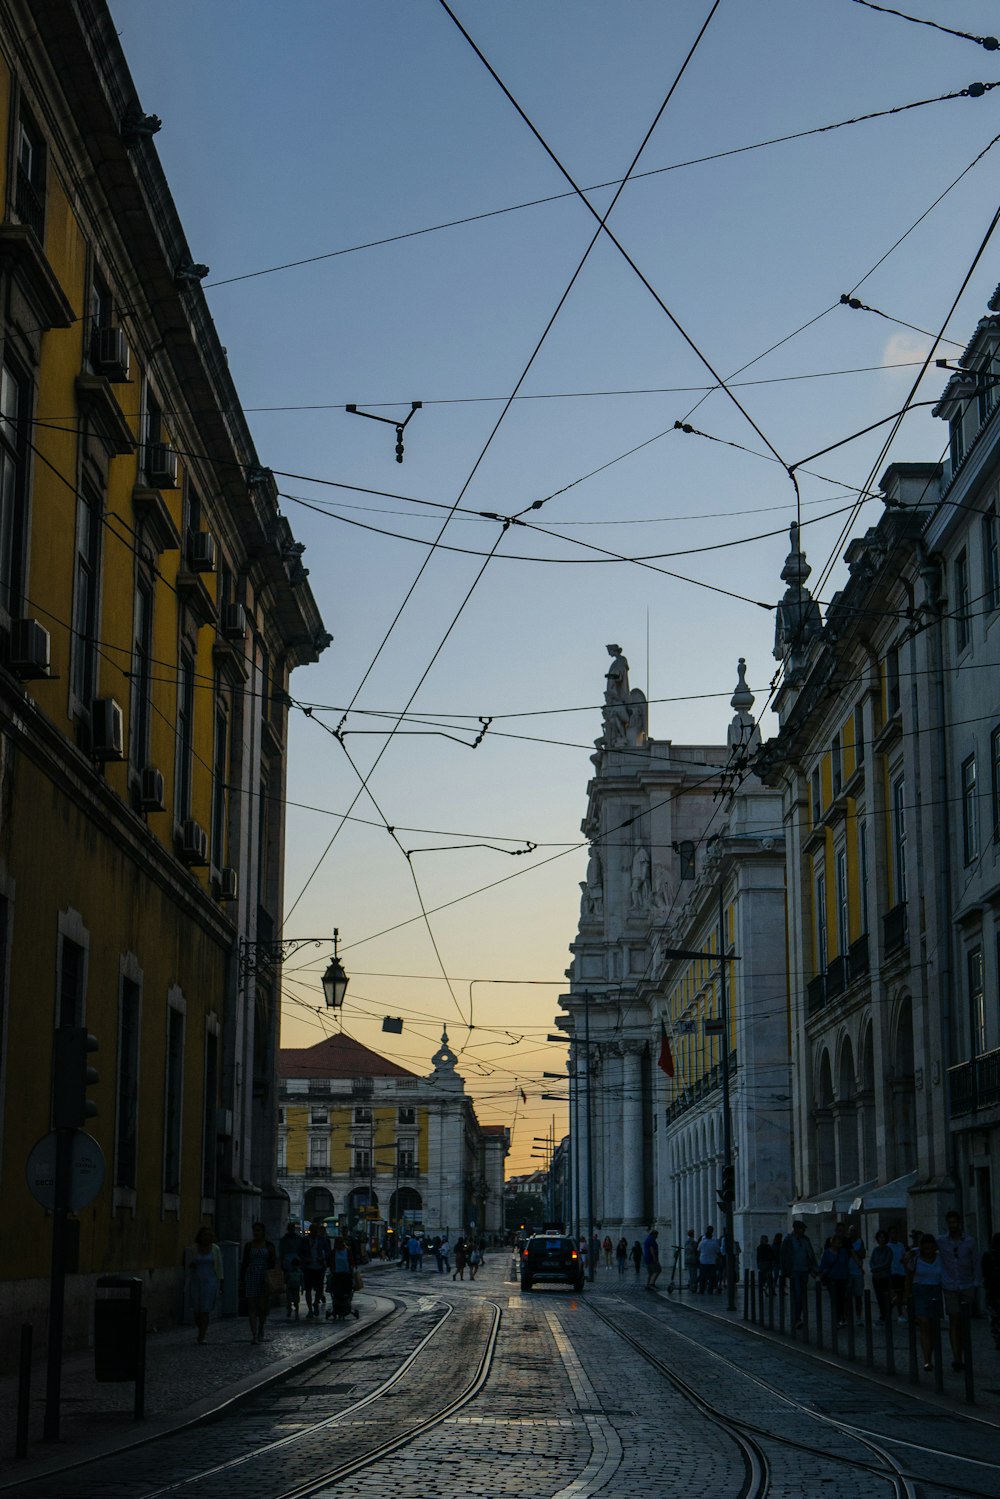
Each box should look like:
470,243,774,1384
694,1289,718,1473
698,1226,721,1294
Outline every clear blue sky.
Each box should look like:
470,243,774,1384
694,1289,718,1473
110,0,1000,1169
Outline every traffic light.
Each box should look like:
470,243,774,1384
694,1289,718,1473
53,1027,99,1129
716,1164,735,1213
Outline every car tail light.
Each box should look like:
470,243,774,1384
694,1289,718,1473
570,1250,578,1259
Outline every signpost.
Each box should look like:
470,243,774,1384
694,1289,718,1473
27,1131,105,1213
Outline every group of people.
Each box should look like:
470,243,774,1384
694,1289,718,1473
749,1212,1000,1376
682,1226,741,1295
395,1233,484,1278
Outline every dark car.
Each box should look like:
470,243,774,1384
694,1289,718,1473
520,1234,584,1292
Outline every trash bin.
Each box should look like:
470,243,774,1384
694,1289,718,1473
94,1275,143,1381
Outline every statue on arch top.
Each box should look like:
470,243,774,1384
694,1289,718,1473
601,643,647,749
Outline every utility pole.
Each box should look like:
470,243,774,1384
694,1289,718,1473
717,879,737,1312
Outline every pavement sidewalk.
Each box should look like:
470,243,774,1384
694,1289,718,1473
0,1288,395,1487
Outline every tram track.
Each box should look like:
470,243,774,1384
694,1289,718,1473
584,1291,1000,1499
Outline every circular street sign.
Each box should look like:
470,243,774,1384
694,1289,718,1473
27,1130,106,1211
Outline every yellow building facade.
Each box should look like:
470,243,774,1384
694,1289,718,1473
0,0,327,1351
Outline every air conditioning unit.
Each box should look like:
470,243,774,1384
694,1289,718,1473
216,1107,233,1138
187,529,217,573
9,617,50,678
139,765,164,812
93,326,130,383
220,602,246,641
145,441,178,489
91,698,125,760
180,818,208,865
218,866,238,901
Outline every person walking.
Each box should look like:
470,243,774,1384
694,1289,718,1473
779,1219,818,1330
602,1234,613,1269
937,1210,980,1371
982,1231,1000,1351
615,1236,629,1276
698,1226,721,1295
285,1257,304,1318
468,1242,482,1280
818,1232,850,1327
908,1232,945,1372
240,1220,276,1344
756,1234,774,1297
278,1221,303,1274
453,1238,468,1280
439,1235,451,1274
643,1228,662,1290
847,1221,866,1326
887,1224,908,1322
684,1229,699,1292
630,1239,643,1276
407,1232,423,1271
187,1226,223,1345
869,1229,893,1323
301,1220,330,1318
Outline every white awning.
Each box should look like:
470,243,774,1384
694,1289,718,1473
849,1171,918,1213
789,1180,874,1217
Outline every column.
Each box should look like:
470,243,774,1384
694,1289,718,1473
622,1042,644,1224
604,1044,624,1228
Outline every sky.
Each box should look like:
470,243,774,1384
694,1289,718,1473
108,0,1000,1173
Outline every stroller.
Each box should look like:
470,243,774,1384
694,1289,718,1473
325,1266,359,1320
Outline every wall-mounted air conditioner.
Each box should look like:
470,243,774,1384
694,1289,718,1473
139,765,164,812
220,602,246,641
93,326,130,383
91,698,124,760
9,618,51,678
218,866,238,901
145,442,178,489
180,818,209,865
187,529,217,573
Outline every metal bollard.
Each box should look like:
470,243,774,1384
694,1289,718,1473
813,1278,823,1350
830,1289,839,1358
863,1290,874,1368
932,1309,944,1393
15,1324,31,1459
885,1303,896,1376
961,1301,975,1406
777,1275,786,1335
750,1270,757,1323
757,1271,765,1325
846,1297,856,1361
908,1298,919,1384
743,1270,750,1321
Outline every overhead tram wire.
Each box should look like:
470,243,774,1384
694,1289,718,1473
285,13,723,922
848,0,1000,51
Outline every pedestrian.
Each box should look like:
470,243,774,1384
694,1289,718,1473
771,1232,784,1296
187,1226,223,1345
779,1219,818,1329
643,1228,662,1289
908,1232,945,1372
846,1221,866,1326
326,1234,355,1317
439,1235,451,1274
278,1220,303,1273
615,1236,629,1276
285,1256,304,1319
453,1238,467,1280
407,1232,423,1271
982,1232,1000,1351
602,1234,613,1269
301,1220,330,1318
400,1235,410,1271
684,1229,699,1292
432,1235,443,1273
887,1224,908,1322
469,1242,482,1280
590,1231,601,1271
937,1209,980,1371
756,1234,774,1297
818,1232,850,1327
698,1226,721,1295
869,1229,893,1323
240,1220,276,1344
630,1239,643,1276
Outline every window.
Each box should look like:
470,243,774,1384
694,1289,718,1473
115,978,140,1190
354,1106,371,1124
892,774,907,905
175,649,195,822
0,360,28,618
969,946,985,1056
129,580,153,774
853,702,864,768
309,1134,329,1170
858,818,869,935
309,1108,328,1125
15,108,45,240
202,1026,218,1199
163,1004,184,1196
58,936,85,1027
962,754,978,865
992,726,1000,844
71,485,103,708
836,847,849,956
886,647,900,717
211,704,228,868
950,414,965,473
398,1137,416,1171
353,1146,371,1172
277,1135,287,1171
984,508,1000,614
811,768,821,824
814,869,827,975
955,551,971,652
978,356,997,426
832,733,842,797
398,1106,416,1125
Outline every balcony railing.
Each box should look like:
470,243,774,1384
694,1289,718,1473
848,933,869,985
948,1047,1000,1117
806,974,826,1017
15,163,44,240
664,1052,737,1125
305,1165,331,1178
826,955,847,1001
883,902,907,957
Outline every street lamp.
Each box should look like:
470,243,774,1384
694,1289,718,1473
239,926,349,1009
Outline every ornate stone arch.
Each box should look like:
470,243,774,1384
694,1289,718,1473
836,1032,859,1184
814,1046,836,1192
888,991,916,1179
857,1017,876,1181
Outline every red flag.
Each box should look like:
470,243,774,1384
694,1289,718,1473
520,1087,527,1103
657,1019,675,1078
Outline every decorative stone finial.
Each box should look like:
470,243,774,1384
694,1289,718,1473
773,523,822,665
728,658,760,755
